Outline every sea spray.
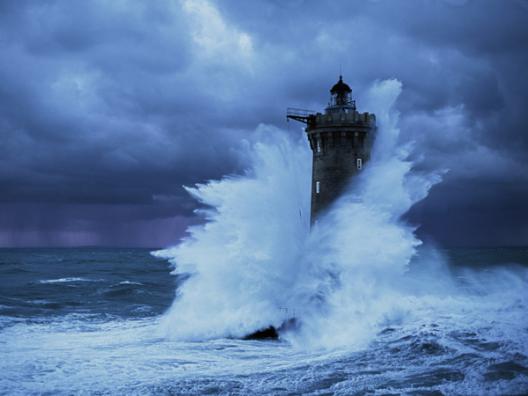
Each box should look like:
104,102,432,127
155,130,312,339
155,79,444,344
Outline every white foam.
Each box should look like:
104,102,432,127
39,277,102,284
118,281,144,286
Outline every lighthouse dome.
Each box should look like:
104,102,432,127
330,75,352,95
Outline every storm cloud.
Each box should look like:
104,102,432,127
0,0,527,247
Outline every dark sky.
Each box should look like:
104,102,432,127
1,0,527,247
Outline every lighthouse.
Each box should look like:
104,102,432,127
287,76,376,222
245,76,377,340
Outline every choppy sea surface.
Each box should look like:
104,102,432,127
0,247,527,395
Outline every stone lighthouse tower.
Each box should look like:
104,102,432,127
287,76,376,222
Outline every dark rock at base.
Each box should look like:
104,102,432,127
243,318,298,341
243,326,278,340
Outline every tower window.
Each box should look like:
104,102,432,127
316,181,320,194
316,140,321,153
357,158,363,170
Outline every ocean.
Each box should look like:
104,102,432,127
0,247,527,395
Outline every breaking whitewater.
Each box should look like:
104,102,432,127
1,80,527,394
